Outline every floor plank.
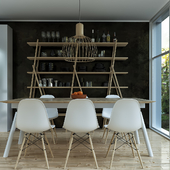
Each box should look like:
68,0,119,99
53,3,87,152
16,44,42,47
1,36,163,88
0,129,169,169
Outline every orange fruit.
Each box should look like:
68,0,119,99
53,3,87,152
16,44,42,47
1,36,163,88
78,91,83,95
74,92,78,95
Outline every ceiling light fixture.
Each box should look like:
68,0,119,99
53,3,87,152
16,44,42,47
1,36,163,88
62,0,97,62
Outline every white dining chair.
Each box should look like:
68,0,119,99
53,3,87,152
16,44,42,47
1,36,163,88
102,94,120,143
15,99,54,169
40,94,58,144
63,99,99,169
105,98,144,169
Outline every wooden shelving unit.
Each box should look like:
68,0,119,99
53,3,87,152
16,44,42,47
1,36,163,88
27,42,128,47
27,86,128,89
27,56,128,61
27,72,128,75
27,40,128,98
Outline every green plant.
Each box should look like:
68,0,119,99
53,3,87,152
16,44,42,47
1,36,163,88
161,48,169,130
161,48,169,114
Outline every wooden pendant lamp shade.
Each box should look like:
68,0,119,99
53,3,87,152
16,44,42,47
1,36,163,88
76,23,84,36
62,23,97,62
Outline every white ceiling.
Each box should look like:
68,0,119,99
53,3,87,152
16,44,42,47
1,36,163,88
0,0,169,21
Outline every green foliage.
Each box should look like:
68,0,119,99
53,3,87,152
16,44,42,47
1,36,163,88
161,48,169,115
161,48,169,130
162,114,169,121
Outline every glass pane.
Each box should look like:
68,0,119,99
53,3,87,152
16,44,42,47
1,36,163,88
161,53,169,131
152,53,169,134
152,57,162,130
161,16,169,53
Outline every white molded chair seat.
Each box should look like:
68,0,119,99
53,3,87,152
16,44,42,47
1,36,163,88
102,95,120,119
63,99,99,133
63,99,99,169
15,99,54,169
40,95,58,144
105,99,144,169
102,95,120,142
40,95,58,119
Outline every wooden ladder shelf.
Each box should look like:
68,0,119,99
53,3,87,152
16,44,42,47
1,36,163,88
28,39,128,98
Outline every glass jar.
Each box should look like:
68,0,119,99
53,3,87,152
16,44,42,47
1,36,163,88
42,78,47,87
39,80,42,87
47,78,53,87
54,80,58,87
88,81,92,87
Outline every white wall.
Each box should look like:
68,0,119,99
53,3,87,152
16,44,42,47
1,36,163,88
0,25,13,132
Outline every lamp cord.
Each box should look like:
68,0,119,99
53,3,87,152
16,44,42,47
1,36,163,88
79,0,81,23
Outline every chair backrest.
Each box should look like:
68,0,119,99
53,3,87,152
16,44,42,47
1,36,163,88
40,95,58,119
107,99,142,132
102,95,120,118
63,99,99,133
16,99,51,133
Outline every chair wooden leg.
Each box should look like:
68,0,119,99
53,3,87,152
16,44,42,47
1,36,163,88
105,132,116,158
128,133,135,158
51,119,57,139
64,132,74,169
15,134,27,169
50,128,56,144
88,133,99,169
109,133,117,169
24,134,31,157
102,118,106,128
44,133,54,158
102,127,106,138
53,128,57,139
105,128,109,144
132,133,144,169
41,134,49,169
51,119,54,125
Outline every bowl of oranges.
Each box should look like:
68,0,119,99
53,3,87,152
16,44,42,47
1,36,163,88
71,91,87,99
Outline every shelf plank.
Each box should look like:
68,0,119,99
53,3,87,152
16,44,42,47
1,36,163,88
75,86,128,88
27,72,73,74
27,86,128,89
78,72,128,74
27,87,71,88
27,72,128,75
27,56,128,61
27,42,128,47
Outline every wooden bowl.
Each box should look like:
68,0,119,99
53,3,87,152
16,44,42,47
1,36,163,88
71,94,87,99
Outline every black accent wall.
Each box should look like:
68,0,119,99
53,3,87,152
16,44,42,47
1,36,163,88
1,22,149,127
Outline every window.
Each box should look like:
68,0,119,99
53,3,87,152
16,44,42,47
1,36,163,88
150,5,170,138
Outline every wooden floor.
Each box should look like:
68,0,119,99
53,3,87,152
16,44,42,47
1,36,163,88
0,129,169,170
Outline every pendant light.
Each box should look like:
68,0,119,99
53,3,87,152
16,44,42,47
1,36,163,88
62,0,97,62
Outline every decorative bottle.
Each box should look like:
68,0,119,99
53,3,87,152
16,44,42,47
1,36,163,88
113,32,117,42
91,29,95,42
107,31,110,42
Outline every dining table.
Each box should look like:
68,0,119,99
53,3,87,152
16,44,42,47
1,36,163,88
0,97,154,158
